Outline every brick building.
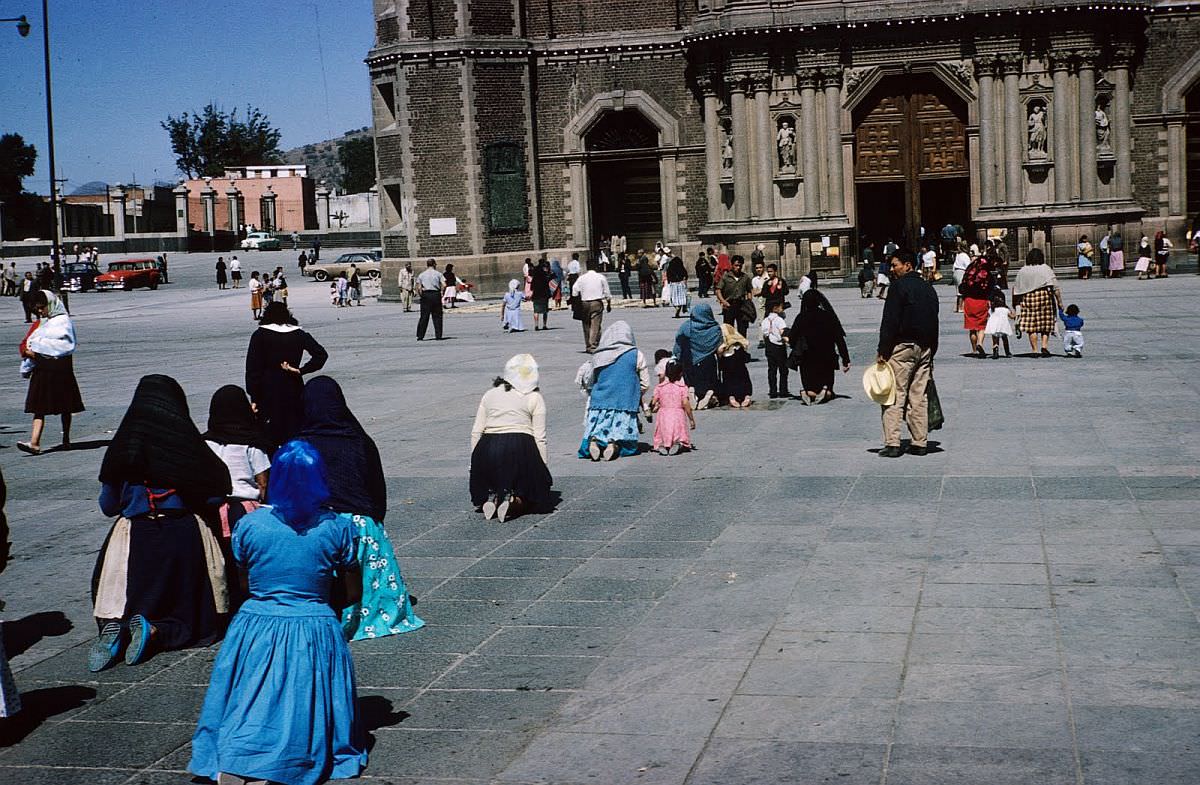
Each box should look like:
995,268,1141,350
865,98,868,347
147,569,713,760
367,0,1200,294
182,165,317,235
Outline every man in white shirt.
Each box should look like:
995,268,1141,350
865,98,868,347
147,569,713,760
397,262,415,312
571,259,612,352
750,258,767,348
415,258,446,340
229,255,242,289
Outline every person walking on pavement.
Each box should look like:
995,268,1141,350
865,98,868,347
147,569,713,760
398,262,415,312
875,251,939,458
229,255,242,289
215,257,228,290
416,259,445,340
19,272,36,322
572,259,612,353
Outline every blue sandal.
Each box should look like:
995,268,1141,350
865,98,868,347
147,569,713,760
125,614,153,666
88,622,126,672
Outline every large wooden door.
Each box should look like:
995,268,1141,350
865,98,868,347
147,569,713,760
854,75,969,248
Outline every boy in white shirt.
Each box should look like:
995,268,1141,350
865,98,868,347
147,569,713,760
761,301,790,398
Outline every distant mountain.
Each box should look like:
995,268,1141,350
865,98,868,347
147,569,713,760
71,181,109,196
281,127,371,191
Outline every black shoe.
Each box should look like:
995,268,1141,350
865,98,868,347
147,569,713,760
975,348,987,358
768,392,779,399
1040,348,1052,357
908,445,928,456
878,446,904,458
992,348,999,359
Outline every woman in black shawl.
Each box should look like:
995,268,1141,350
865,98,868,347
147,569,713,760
297,376,423,641
789,289,851,405
90,375,232,671
245,302,329,449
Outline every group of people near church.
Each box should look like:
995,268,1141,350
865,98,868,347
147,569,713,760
69,299,423,785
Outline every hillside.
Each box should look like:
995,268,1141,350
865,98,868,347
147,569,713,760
281,127,371,190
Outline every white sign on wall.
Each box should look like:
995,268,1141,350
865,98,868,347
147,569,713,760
429,217,458,236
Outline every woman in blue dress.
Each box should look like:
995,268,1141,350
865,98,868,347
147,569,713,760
190,440,367,785
576,321,650,461
673,303,723,410
298,376,424,641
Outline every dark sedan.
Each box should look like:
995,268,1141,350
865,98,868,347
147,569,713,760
62,261,101,292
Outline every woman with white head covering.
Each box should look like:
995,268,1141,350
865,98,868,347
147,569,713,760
501,279,526,332
575,321,651,461
470,354,553,521
18,290,84,454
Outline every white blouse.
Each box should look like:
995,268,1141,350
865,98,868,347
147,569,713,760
471,386,548,464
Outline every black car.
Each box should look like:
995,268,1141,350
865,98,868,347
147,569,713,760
62,261,101,292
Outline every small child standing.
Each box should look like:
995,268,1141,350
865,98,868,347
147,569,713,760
329,281,339,307
653,348,672,383
335,273,349,307
501,279,525,332
1059,304,1085,357
651,360,695,455
984,289,1015,359
761,301,790,398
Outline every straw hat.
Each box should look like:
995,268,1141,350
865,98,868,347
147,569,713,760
862,361,896,405
719,323,750,355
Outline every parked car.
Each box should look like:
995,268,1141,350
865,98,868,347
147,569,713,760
305,253,382,282
61,261,101,292
95,258,161,291
241,231,282,251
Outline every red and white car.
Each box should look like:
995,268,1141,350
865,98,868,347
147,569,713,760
95,258,162,291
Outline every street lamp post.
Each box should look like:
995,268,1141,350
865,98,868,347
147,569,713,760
4,3,60,272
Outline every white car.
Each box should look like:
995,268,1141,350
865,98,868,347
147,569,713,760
240,232,282,251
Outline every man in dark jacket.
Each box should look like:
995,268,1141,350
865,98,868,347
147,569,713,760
876,251,939,457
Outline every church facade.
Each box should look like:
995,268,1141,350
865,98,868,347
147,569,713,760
367,0,1200,293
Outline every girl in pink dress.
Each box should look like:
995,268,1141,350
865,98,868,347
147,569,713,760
651,360,696,455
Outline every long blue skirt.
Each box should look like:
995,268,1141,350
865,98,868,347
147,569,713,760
189,610,366,785
577,408,640,458
340,513,424,641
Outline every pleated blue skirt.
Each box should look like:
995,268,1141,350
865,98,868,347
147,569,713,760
190,609,367,785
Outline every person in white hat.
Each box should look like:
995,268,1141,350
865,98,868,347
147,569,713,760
470,353,552,522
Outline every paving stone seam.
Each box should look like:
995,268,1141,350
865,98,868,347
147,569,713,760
1038,524,1088,785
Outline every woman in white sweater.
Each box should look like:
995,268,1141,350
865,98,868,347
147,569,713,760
470,354,553,522
18,291,84,454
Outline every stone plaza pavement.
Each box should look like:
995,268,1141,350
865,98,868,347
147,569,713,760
1,250,1198,784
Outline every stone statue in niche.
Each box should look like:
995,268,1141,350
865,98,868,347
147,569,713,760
721,123,733,173
776,118,796,171
1027,103,1048,158
1095,102,1111,152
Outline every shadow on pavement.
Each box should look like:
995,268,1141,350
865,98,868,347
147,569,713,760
0,685,97,747
2,611,73,658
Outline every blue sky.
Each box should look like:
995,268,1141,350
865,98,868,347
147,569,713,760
0,0,374,193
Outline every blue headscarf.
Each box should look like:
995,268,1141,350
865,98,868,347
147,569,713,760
267,440,332,530
674,302,723,364
550,258,564,283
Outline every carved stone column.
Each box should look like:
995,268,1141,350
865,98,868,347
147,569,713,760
1110,47,1134,199
316,182,331,230
822,67,845,215
1001,54,1024,206
726,73,752,221
751,74,775,221
1050,52,1074,202
976,57,998,207
1168,121,1186,216
261,185,278,232
1077,49,1099,202
698,73,723,224
201,179,217,237
798,68,820,217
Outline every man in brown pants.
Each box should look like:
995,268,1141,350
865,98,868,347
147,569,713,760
876,251,940,457
571,259,612,353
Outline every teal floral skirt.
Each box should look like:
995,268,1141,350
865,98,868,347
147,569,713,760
577,408,640,458
339,513,425,641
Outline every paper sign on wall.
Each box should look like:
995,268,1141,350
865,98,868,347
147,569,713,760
429,218,458,236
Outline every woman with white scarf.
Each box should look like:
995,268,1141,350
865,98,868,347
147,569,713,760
470,354,552,521
18,291,83,454
575,321,651,461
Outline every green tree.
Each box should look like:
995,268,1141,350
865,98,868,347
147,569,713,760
0,133,37,196
337,136,376,194
161,103,283,178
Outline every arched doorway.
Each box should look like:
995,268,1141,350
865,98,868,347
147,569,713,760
853,74,970,250
585,109,663,253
